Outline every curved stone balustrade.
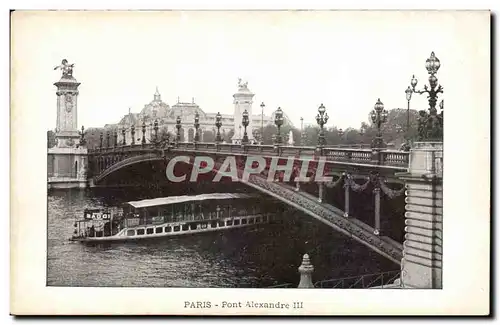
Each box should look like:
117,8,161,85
88,142,409,169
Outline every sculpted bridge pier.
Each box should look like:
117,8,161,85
87,141,410,265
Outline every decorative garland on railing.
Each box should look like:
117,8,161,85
324,174,344,189
345,176,371,193
379,181,405,199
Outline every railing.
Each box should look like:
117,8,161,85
314,270,401,289
266,283,296,288
89,141,409,169
265,270,401,289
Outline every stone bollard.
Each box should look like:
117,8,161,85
298,254,315,288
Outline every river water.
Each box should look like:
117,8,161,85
47,186,398,288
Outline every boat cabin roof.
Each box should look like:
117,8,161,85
126,193,259,209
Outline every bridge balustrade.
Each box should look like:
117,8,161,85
88,141,409,169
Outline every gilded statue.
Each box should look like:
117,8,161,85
54,59,75,77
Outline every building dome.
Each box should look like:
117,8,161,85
139,87,170,120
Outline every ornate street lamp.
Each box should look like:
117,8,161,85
113,130,118,147
79,126,86,146
370,98,388,149
409,51,443,141
194,112,200,143
242,108,249,144
153,119,159,144
215,112,222,143
130,124,135,145
316,103,328,146
99,132,103,149
141,120,146,145
300,117,305,146
121,126,126,145
359,126,365,147
274,107,284,145
400,86,414,151
176,116,182,143
260,102,265,145
338,128,344,138
106,131,110,148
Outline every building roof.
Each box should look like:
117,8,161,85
126,193,259,209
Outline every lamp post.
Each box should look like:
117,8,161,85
400,86,413,151
121,126,126,145
260,102,265,145
370,98,388,149
176,116,181,144
106,131,110,148
130,124,135,145
215,112,222,143
300,117,304,146
274,107,284,145
242,109,249,144
153,119,159,143
359,126,365,147
316,103,328,147
194,112,200,143
79,126,86,146
141,120,146,145
409,51,444,141
113,130,118,147
338,128,344,145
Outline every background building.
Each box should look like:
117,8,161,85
103,82,292,144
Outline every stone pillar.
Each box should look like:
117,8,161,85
344,179,350,218
373,186,381,235
398,142,443,288
232,80,255,144
298,254,314,288
53,70,81,148
318,182,324,203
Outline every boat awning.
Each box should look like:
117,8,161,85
126,193,259,209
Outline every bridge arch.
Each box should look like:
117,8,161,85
94,153,165,185
90,150,403,264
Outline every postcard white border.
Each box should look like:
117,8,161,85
9,9,490,316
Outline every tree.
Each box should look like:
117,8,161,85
84,127,106,149
151,126,174,147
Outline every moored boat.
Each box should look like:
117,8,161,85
70,193,280,243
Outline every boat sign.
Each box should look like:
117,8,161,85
84,210,111,220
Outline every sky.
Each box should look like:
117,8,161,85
12,11,458,131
